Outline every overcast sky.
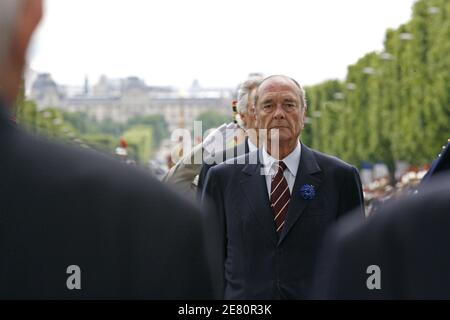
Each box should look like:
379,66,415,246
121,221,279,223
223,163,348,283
29,0,417,89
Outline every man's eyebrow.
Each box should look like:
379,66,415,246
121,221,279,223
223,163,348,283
262,98,274,104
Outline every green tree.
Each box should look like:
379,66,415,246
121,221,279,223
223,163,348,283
127,114,168,149
82,134,117,152
123,126,153,164
196,111,231,131
305,0,450,181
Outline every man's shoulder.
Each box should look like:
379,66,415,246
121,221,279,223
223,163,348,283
340,175,450,245
10,127,144,185
7,128,200,213
215,150,257,170
204,141,248,165
206,150,258,182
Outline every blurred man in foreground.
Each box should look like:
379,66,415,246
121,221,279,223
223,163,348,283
313,173,450,299
0,0,218,299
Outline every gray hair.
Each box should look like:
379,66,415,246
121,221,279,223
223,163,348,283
237,76,263,114
0,0,22,65
255,75,308,110
235,75,263,129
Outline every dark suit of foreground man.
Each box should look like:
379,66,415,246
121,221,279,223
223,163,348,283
202,75,365,299
313,174,450,299
0,0,217,299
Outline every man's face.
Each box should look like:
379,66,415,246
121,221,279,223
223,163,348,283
14,0,44,66
255,77,305,144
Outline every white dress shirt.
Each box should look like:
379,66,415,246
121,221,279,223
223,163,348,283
261,143,302,198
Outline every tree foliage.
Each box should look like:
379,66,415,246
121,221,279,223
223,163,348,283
195,111,232,131
306,0,449,176
123,126,153,164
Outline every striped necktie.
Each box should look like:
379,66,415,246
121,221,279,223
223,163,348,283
270,161,291,235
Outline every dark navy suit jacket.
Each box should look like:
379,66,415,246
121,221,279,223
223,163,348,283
202,144,365,299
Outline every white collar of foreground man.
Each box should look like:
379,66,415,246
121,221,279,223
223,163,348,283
261,142,302,177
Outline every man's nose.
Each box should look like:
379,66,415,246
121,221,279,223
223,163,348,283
273,103,286,119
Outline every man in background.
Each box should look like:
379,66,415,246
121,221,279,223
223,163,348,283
0,0,218,299
197,75,263,190
164,75,263,196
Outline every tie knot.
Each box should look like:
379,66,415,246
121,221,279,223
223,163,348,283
277,161,287,172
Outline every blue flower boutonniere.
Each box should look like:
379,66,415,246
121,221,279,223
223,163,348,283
300,184,316,200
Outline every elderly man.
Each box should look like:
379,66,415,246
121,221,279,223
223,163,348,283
202,75,365,299
164,75,263,195
0,0,218,299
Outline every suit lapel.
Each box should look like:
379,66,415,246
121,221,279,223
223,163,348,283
278,144,323,246
240,150,278,245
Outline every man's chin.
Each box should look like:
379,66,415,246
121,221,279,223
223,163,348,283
269,127,289,134
267,135,293,146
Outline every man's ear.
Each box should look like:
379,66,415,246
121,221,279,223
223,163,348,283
300,106,307,130
11,0,43,66
238,112,247,127
254,107,263,129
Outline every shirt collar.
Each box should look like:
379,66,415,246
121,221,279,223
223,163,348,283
262,142,301,176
